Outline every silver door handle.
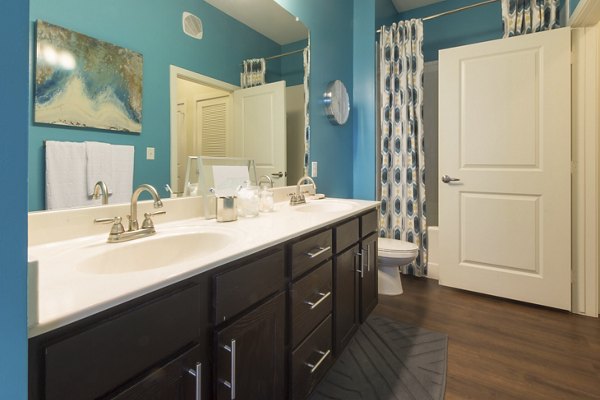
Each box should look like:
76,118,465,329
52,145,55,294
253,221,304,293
355,251,364,278
306,246,331,258
305,349,331,374
186,362,202,400
441,175,461,183
271,171,285,178
304,291,332,309
220,339,236,399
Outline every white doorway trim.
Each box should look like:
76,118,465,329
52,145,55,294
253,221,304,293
169,65,239,190
571,27,599,317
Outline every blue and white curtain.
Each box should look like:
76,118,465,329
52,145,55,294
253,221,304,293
502,0,560,37
378,20,427,276
303,39,311,175
241,58,266,88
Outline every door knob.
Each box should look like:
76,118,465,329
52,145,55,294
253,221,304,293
441,175,461,183
271,171,286,178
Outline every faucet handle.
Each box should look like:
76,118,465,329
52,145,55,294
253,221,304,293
94,217,125,236
142,211,166,229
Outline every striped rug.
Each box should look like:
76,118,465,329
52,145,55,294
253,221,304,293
309,315,447,400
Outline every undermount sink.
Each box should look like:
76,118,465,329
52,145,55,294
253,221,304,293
77,230,236,274
294,200,355,213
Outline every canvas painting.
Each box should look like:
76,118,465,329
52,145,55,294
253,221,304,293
35,20,143,133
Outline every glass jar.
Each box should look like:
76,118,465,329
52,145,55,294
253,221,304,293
236,181,260,217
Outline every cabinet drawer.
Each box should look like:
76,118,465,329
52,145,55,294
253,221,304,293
361,209,378,238
44,285,202,400
291,230,332,279
111,344,203,400
291,261,332,348
291,316,333,400
335,218,359,253
215,248,284,324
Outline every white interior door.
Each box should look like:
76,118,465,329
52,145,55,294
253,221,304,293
438,28,572,310
234,81,287,186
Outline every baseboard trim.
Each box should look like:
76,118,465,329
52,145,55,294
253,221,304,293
427,262,439,281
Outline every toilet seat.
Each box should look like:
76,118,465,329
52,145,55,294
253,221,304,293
378,238,419,259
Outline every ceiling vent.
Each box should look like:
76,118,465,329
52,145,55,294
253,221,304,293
182,12,203,40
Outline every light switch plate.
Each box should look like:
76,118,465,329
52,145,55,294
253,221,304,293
311,161,318,177
146,147,155,160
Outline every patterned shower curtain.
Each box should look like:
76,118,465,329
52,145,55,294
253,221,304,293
378,20,427,277
502,0,560,37
241,58,266,88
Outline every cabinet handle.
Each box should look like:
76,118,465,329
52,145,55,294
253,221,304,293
220,339,237,399
306,246,331,258
304,291,331,310
366,244,370,272
305,349,331,374
186,362,202,400
355,251,364,278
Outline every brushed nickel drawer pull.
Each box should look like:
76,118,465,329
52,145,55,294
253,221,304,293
305,349,331,374
306,246,331,258
220,339,236,399
355,251,364,278
304,291,331,309
186,362,202,400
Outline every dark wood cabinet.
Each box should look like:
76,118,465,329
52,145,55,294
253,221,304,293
215,293,286,400
29,206,379,400
333,244,360,354
110,344,203,400
359,232,378,322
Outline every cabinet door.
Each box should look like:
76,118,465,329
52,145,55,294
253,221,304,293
360,233,378,322
215,293,285,400
110,345,203,400
334,244,359,355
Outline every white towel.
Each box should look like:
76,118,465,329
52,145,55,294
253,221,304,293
85,141,113,195
110,144,135,204
46,141,99,210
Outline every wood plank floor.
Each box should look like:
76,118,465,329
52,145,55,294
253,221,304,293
373,276,600,400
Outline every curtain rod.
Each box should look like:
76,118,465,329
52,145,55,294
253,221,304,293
240,47,305,66
376,0,500,33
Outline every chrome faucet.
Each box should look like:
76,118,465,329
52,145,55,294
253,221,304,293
290,176,316,206
129,184,164,231
92,181,109,205
94,184,165,243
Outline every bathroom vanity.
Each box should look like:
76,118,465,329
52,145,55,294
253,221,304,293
27,198,379,400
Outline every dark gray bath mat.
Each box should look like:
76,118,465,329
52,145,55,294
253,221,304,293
309,315,448,400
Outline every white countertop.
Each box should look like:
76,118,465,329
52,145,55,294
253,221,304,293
28,198,379,338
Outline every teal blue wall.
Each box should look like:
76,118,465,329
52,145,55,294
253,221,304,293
400,0,503,62
276,0,355,198
570,0,582,15
0,0,29,398
29,0,281,210
353,0,377,200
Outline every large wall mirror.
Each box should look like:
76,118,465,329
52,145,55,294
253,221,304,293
28,0,309,212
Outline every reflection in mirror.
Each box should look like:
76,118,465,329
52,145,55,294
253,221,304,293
29,0,309,212
171,1,309,193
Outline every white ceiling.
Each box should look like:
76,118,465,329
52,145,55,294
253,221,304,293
204,0,308,45
392,0,446,13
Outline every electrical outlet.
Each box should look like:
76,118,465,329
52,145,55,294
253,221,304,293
146,147,155,160
311,161,318,177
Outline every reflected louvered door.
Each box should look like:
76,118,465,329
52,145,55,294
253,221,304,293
195,96,232,157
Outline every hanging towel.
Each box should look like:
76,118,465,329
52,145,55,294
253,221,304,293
110,144,135,204
85,141,113,195
45,141,95,210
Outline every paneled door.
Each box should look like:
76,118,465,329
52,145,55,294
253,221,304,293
234,81,287,186
438,28,571,310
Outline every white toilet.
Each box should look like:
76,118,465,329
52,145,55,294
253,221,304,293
377,238,419,295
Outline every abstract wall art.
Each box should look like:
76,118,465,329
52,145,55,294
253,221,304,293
35,20,143,133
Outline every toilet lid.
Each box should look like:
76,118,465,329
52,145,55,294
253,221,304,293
378,238,419,257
